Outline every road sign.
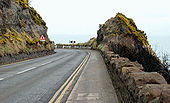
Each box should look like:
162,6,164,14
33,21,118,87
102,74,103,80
40,34,46,41
69,40,76,44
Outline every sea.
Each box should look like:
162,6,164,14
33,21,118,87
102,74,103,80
148,35,170,56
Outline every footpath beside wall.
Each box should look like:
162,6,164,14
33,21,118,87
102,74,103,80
101,50,170,103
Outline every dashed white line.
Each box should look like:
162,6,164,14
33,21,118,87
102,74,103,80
16,67,37,75
0,78,4,81
41,61,52,66
16,61,52,75
0,61,53,81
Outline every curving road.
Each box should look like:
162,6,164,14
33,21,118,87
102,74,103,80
0,49,88,103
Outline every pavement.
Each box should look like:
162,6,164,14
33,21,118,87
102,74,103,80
0,49,88,103
66,50,118,103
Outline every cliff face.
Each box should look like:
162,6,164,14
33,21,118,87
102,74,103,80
97,13,170,83
0,0,54,57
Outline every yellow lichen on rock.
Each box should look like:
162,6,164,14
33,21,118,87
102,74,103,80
116,13,149,46
105,33,116,38
0,0,54,57
29,7,46,26
97,13,170,84
0,27,48,56
17,0,29,9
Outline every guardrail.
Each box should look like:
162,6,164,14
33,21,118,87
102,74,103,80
55,45,91,49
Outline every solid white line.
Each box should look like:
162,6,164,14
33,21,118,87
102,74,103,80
16,67,37,75
0,78,4,81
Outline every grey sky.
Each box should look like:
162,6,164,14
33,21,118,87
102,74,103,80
31,0,170,43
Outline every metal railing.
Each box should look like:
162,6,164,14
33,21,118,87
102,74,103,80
55,45,91,49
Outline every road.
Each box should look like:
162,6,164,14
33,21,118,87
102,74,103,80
0,49,88,103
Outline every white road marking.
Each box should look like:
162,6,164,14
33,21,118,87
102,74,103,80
1,60,55,80
16,61,52,75
16,67,37,75
41,61,52,66
0,78,4,81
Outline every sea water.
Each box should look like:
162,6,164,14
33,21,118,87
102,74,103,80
148,35,170,56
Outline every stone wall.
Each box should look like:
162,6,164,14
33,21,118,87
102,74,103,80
96,13,170,83
101,50,170,103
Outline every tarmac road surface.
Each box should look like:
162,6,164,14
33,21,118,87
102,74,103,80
0,49,88,103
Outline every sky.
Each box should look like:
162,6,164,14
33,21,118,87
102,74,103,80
31,0,170,53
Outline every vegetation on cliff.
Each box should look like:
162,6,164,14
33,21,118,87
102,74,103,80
97,13,149,47
97,13,170,83
0,0,54,57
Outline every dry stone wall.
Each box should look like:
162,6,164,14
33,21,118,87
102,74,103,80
102,50,170,103
96,13,170,83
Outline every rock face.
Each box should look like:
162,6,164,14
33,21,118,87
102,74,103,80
0,0,54,57
97,13,170,83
